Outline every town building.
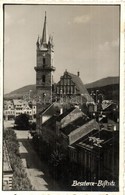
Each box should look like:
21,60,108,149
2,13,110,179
4,100,15,120
3,99,36,121
68,129,119,189
40,106,86,145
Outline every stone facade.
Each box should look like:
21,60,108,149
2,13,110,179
34,13,55,116
56,70,93,103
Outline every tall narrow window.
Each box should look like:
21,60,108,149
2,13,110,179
43,58,45,65
42,75,45,83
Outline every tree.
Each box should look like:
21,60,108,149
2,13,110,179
15,114,30,130
48,147,68,180
4,129,32,190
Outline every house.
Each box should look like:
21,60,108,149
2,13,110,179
60,118,99,149
13,99,36,120
4,99,37,121
3,100,15,120
68,129,119,188
38,106,88,150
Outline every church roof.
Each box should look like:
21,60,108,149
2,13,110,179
41,12,48,46
67,72,93,102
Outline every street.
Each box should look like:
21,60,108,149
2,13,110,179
4,121,61,190
16,130,61,190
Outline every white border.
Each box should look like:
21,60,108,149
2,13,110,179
0,1,124,195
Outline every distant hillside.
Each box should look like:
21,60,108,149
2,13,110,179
85,76,119,89
85,77,119,102
4,76,119,101
4,85,36,99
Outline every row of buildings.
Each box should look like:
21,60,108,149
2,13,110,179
4,99,36,121
35,103,119,187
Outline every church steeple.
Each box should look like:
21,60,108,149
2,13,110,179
35,11,55,110
41,11,48,47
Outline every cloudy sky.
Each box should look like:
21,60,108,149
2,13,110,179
4,4,119,93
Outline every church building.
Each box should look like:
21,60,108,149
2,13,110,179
34,12,55,116
34,12,93,129
56,70,93,103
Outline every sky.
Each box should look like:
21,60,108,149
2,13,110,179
4,4,120,94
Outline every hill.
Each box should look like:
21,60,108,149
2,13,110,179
85,76,119,89
4,85,36,99
85,77,119,102
4,76,119,101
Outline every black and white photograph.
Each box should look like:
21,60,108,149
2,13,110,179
2,2,123,193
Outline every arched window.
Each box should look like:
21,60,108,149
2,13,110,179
43,58,45,65
42,75,45,83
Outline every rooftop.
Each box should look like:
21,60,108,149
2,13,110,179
13,99,28,106
67,72,93,102
69,119,100,145
76,129,119,152
56,107,75,122
61,115,90,135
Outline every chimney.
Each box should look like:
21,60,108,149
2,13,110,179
77,71,80,77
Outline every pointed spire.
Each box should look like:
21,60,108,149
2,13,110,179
41,11,48,46
36,35,40,48
48,35,54,49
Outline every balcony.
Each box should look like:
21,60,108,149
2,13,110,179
34,66,56,72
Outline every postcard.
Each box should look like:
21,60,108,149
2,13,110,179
1,1,124,195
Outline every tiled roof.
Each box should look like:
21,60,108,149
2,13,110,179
39,103,53,115
69,119,100,145
102,102,115,110
61,115,90,135
42,115,58,126
13,99,28,106
68,72,93,102
76,129,119,152
56,107,75,122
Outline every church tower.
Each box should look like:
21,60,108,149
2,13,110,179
34,12,55,114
